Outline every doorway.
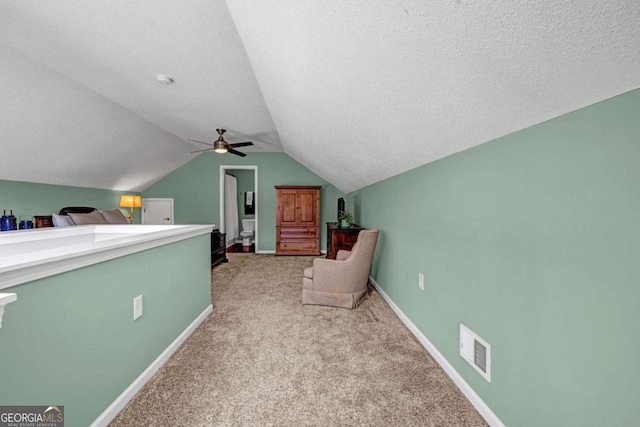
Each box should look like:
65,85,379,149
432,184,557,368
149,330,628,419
141,198,174,224
219,165,258,252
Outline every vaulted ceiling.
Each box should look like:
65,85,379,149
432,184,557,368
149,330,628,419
1,1,638,193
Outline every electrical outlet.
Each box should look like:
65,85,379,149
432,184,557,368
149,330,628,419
133,295,143,320
418,273,424,291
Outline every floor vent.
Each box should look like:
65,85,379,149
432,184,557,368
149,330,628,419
460,323,491,382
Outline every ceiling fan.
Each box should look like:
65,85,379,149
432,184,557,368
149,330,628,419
189,129,254,157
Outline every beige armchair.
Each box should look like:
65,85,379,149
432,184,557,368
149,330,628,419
302,228,379,308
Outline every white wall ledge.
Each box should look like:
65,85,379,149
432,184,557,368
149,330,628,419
0,224,213,290
0,293,17,328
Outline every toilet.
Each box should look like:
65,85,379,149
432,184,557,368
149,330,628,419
240,219,255,251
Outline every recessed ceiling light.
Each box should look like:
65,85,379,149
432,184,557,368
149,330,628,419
156,75,174,85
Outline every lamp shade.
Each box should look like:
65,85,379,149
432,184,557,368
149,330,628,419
119,195,142,209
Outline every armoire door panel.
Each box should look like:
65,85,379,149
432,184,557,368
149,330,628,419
297,190,318,225
278,191,298,225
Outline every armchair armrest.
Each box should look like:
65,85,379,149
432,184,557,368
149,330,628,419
336,250,351,261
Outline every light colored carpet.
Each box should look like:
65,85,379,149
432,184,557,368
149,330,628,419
110,254,488,426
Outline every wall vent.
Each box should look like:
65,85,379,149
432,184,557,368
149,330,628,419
460,323,491,382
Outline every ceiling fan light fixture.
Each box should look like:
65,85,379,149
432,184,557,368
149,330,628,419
189,127,253,157
214,140,228,153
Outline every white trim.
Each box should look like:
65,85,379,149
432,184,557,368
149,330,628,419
91,304,213,427
220,165,258,251
256,250,275,254
0,293,17,328
0,225,213,290
369,276,506,427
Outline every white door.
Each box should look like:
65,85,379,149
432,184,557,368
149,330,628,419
142,198,174,225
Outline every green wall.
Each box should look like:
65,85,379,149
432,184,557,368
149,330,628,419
0,179,141,224
349,88,640,427
0,234,211,427
142,153,345,251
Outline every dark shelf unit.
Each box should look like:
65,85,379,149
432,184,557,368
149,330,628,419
211,229,228,268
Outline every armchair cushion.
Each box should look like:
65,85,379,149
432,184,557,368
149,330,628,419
303,267,313,279
302,228,379,309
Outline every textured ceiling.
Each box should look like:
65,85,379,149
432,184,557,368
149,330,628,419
0,0,279,191
1,1,639,193
226,0,640,193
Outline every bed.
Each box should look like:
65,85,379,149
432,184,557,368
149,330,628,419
53,206,129,226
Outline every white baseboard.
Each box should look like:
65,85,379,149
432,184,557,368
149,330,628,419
369,277,505,427
91,304,213,427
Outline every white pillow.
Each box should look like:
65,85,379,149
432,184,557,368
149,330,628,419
99,209,129,224
67,211,108,225
52,214,74,227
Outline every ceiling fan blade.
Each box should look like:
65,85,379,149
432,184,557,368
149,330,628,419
229,141,253,148
189,139,214,146
190,148,213,153
228,148,247,157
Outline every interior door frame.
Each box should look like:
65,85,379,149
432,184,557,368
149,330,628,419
219,165,258,251
141,198,175,224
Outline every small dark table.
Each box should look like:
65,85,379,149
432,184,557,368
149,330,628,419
326,222,365,259
211,229,228,268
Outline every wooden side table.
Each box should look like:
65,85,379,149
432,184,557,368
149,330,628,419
34,215,54,228
326,222,364,259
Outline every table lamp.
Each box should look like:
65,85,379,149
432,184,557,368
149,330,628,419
119,195,142,224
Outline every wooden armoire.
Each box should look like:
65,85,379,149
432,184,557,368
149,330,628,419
275,185,321,255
